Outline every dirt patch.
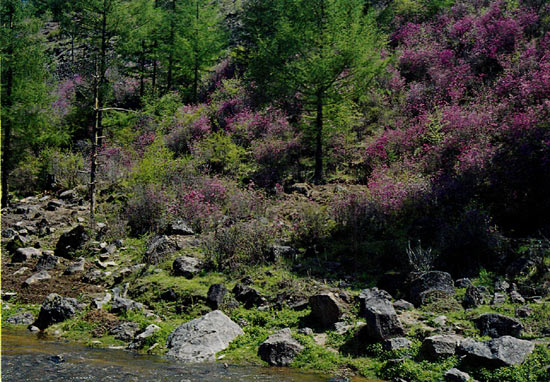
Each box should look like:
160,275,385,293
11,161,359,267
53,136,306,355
83,309,120,337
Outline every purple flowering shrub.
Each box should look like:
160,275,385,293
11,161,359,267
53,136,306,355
165,104,212,155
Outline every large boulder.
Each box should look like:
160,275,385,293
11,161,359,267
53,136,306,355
258,328,304,366
55,225,89,259
166,310,243,362
23,271,51,286
421,335,463,359
383,337,412,351
172,256,202,278
309,292,346,329
33,293,84,330
64,258,86,275
409,271,456,306
166,220,194,236
206,284,227,310
110,322,140,341
473,313,523,338
12,247,41,263
459,336,535,367
360,288,404,341
463,285,488,308
444,368,472,382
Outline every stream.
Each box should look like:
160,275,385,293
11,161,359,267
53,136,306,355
1,328,383,382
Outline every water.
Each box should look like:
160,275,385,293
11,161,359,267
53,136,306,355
1,329,381,382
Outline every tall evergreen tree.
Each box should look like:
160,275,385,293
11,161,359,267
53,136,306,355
1,0,54,207
243,0,384,183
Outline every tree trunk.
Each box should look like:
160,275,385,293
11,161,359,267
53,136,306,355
140,39,146,97
314,91,324,184
1,11,14,208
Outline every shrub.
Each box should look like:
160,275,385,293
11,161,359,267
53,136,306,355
126,184,169,236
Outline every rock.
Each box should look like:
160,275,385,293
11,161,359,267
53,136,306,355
82,269,103,284
409,271,456,306
360,288,404,341
110,322,140,341
298,327,313,336
166,310,243,362
515,306,533,318
421,335,463,359
128,324,160,350
393,299,414,311
172,256,202,278
7,235,29,254
509,290,525,304
6,312,35,325
383,337,412,351
309,293,346,329
290,183,311,196
48,355,65,364
495,280,510,292
2,291,18,300
258,328,304,366
23,271,51,286
474,313,523,338
13,267,29,276
12,247,41,263
100,243,117,255
463,286,487,308
233,283,266,308
334,321,354,335
110,297,144,314
492,293,507,305
46,200,63,211
358,287,392,314
59,189,77,201
459,336,535,367
64,258,86,275
35,253,59,271
433,315,447,327
206,284,227,309
269,245,296,262
160,289,178,302
55,225,89,259
455,278,472,289
166,220,194,236
91,293,112,310
33,294,84,330
2,228,17,239
444,368,472,382
144,235,178,265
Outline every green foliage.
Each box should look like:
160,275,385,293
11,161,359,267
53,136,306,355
193,131,247,176
474,346,550,382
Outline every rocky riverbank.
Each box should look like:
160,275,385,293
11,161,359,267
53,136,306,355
2,189,550,382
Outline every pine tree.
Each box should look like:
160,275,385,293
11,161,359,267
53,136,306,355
244,0,384,183
1,0,53,207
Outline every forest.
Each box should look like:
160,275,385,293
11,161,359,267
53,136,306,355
2,0,550,381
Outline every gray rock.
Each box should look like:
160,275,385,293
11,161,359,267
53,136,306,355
110,297,144,314
269,245,296,262
59,189,77,201
297,327,314,336
459,336,535,367
515,306,533,318
455,278,473,289
206,284,227,309
55,225,89,259
358,287,392,314
144,235,178,265
35,253,59,271
474,313,523,338
509,290,525,304
91,293,112,310
173,256,202,278
383,337,412,351
166,220,194,236
12,247,41,263
422,335,463,359
110,322,140,341
233,283,266,308
288,299,309,311
492,293,507,305
46,200,63,211
334,321,354,335
166,310,243,362
128,324,160,350
309,293,346,329
361,288,404,341
463,285,487,308
64,258,86,275
13,267,29,276
33,293,84,330
495,280,510,292
409,271,456,306
444,368,472,382
2,228,17,239
393,299,414,311
6,312,35,325
23,271,51,286
258,328,304,366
